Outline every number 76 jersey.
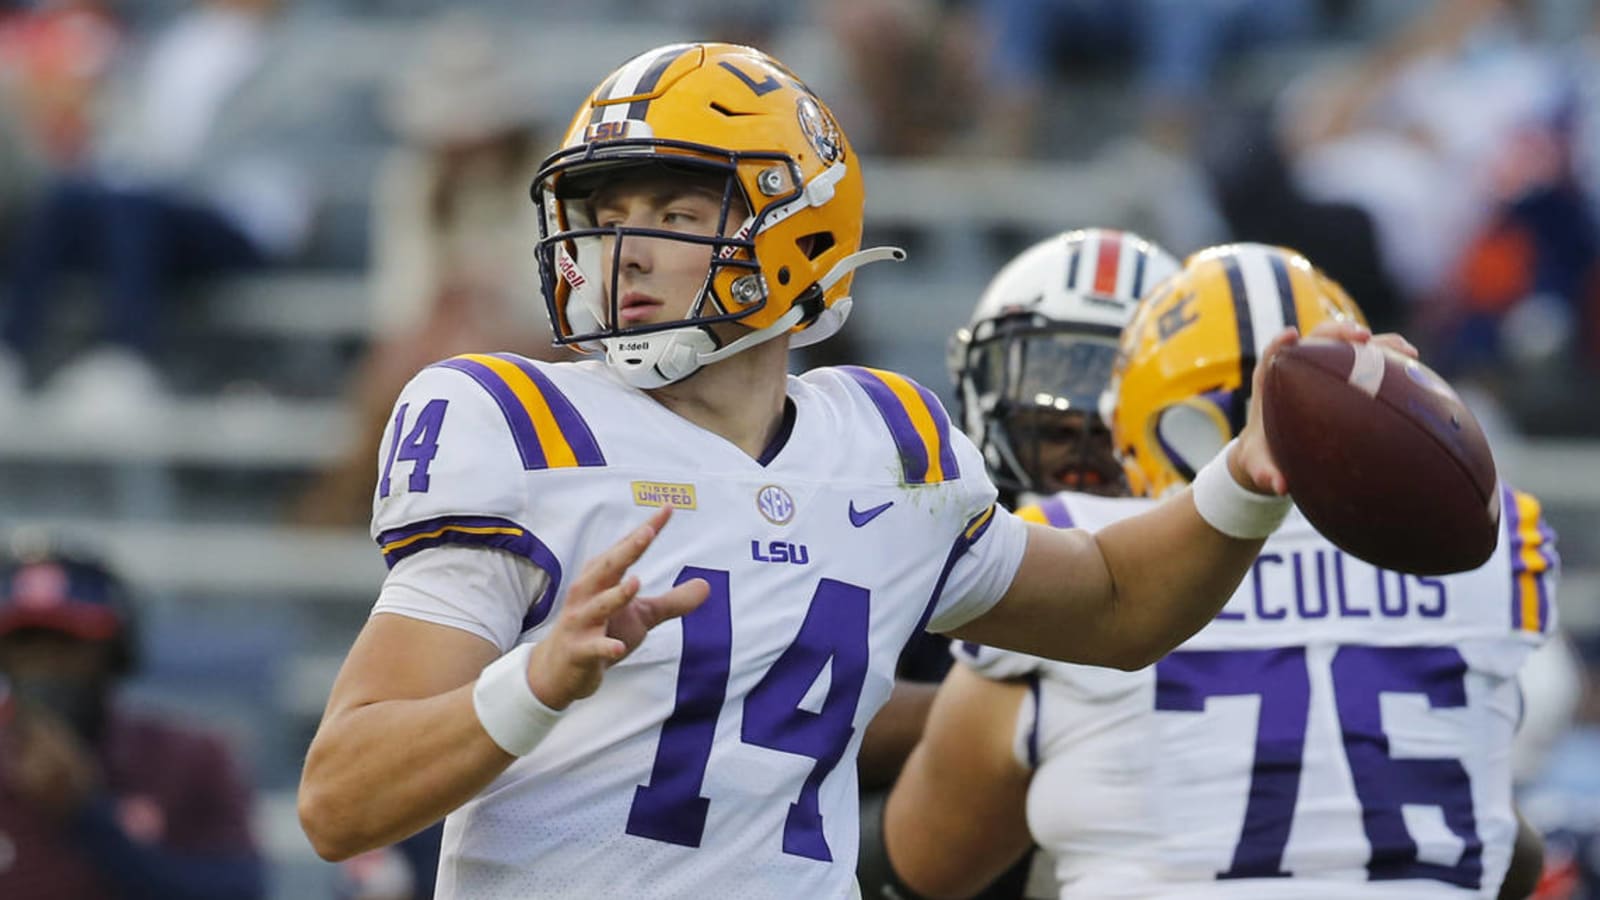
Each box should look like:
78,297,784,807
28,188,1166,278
370,354,1027,900
970,491,1558,899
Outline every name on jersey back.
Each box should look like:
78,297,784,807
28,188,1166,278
1216,547,1448,624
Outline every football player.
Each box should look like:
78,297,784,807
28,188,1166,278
950,227,1181,505
297,44,1393,899
860,227,1182,900
882,243,1558,899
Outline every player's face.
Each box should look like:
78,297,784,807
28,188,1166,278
590,172,747,330
1007,408,1126,496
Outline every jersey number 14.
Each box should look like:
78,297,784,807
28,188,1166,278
625,566,868,862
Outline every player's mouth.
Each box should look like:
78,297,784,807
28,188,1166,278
618,292,664,324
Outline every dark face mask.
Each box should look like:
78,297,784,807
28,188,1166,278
7,674,109,742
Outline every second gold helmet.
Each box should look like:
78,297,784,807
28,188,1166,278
1105,243,1367,498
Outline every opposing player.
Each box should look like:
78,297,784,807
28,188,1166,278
882,243,1559,899
949,227,1181,505
297,44,1383,898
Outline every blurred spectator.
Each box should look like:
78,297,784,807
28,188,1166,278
293,16,556,527
0,0,120,169
1279,0,1599,379
0,0,312,416
973,0,1319,158
819,0,982,156
1562,2,1600,369
1519,630,1600,899
0,0,121,238
333,821,443,900
0,537,264,899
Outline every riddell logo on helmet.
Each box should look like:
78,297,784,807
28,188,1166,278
557,252,586,289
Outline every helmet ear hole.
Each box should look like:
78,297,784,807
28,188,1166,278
1153,402,1231,485
798,231,834,260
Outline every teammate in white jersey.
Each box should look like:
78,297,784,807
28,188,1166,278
296,43,1398,899
883,243,1559,899
857,227,1182,900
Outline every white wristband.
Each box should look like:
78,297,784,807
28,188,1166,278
472,643,564,757
1190,440,1291,539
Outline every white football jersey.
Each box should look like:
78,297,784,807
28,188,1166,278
369,353,1028,900
962,489,1557,900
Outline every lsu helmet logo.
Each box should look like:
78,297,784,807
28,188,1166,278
796,96,841,164
581,119,654,144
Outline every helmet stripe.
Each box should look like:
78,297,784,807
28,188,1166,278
1237,248,1288,360
588,43,688,124
1093,231,1123,296
626,45,693,121
1221,254,1256,402
587,70,626,126
1130,244,1149,299
1268,252,1300,333
591,43,694,127
1064,242,1082,292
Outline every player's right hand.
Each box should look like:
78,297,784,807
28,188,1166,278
1230,321,1416,497
524,507,710,710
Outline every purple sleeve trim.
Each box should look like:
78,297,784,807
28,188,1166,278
377,514,564,630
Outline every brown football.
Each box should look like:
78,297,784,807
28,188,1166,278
1261,338,1500,575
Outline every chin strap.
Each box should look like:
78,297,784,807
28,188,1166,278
603,303,808,389
790,246,906,349
603,245,907,388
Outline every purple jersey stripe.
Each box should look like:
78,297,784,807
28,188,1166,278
1503,485,1525,632
912,379,961,481
435,357,548,470
910,536,970,641
963,505,997,543
838,366,931,483
1024,673,1042,768
1038,495,1075,528
376,514,564,630
490,353,606,467
909,507,999,640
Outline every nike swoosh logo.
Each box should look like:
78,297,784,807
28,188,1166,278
849,500,894,528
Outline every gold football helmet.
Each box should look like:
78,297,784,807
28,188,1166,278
533,43,901,387
1105,243,1367,498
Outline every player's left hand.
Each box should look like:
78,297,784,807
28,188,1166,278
1230,322,1419,495
2,706,100,821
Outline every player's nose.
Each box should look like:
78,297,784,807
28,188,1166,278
615,231,654,275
